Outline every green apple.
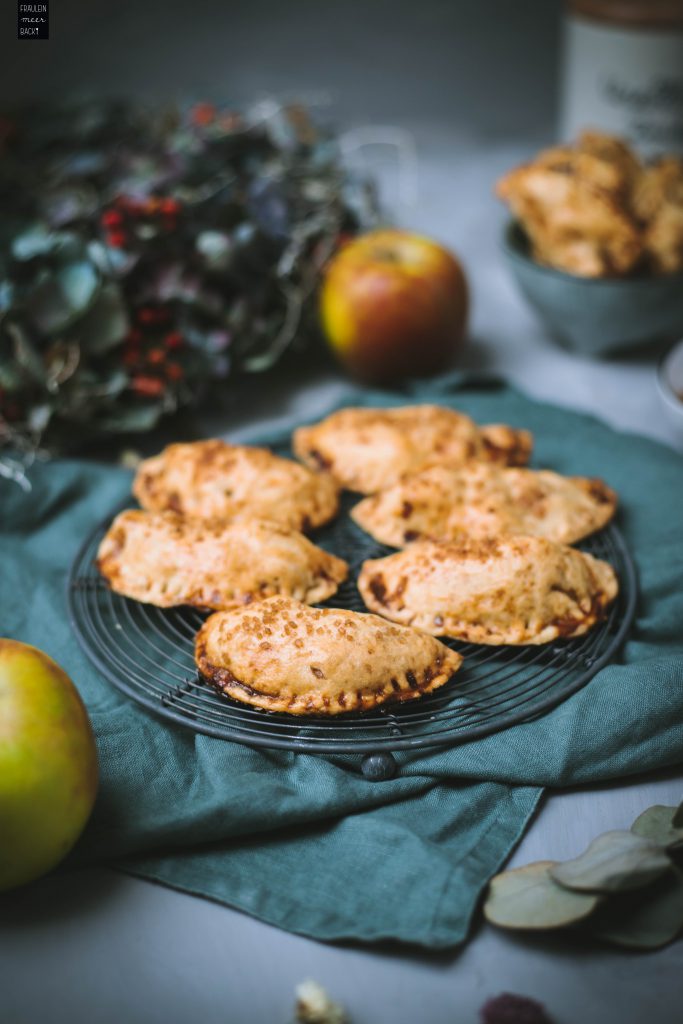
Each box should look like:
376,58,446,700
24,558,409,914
0,639,98,891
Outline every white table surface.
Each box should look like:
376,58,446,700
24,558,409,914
2,125,682,1024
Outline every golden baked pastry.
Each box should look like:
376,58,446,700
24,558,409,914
195,596,462,714
132,439,339,531
497,131,683,277
497,157,642,277
97,510,348,610
358,537,618,645
293,405,533,494
633,157,683,275
351,464,617,548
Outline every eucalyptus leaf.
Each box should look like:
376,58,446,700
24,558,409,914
484,861,601,930
632,805,683,851
94,402,164,433
0,280,14,312
87,240,139,277
77,284,129,353
550,830,672,894
28,261,99,334
9,324,44,381
27,403,53,433
196,230,233,271
12,224,57,261
41,185,99,227
0,356,26,390
587,866,683,950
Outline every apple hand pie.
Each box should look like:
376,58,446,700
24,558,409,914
97,511,348,610
292,405,533,494
358,537,618,645
351,464,617,548
132,440,339,531
195,596,462,714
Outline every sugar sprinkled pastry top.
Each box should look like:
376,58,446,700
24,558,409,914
293,404,533,494
195,596,462,715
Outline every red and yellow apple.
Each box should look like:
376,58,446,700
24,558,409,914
321,228,469,383
0,639,98,891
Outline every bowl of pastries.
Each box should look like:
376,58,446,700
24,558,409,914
497,131,683,357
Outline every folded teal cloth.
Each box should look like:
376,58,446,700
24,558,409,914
2,377,682,948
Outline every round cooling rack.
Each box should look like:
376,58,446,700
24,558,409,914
67,494,638,780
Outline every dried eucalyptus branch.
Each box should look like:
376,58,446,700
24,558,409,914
0,98,378,456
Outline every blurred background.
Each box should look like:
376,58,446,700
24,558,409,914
1,0,561,139
3,0,683,454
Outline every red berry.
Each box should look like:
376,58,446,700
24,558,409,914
123,350,139,367
165,362,184,381
106,230,127,248
137,307,169,325
192,102,216,126
101,209,124,228
147,348,166,366
131,375,165,398
164,331,184,350
159,198,181,215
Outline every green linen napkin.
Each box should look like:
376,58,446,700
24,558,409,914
2,377,682,948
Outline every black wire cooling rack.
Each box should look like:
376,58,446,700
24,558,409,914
67,488,637,779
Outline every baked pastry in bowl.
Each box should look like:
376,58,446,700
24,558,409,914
498,133,683,355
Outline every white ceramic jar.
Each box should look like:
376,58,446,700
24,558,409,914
561,0,683,155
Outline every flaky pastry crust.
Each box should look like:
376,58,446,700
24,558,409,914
293,405,532,494
132,439,339,531
358,536,618,645
351,464,617,548
97,511,348,610
195,596,462,714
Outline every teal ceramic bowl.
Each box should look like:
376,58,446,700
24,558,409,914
502,221,683,357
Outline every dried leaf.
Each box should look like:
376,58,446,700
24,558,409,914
480,993,555,1024
295,979,347,1024
27,403,52,432
632,805,683,851
587,866,683,950
41,184,99,227
28,261,99,334
12,224,57,261
94,402,164,433
9,323,44,381
484,861,601,930
550,830,672,894
0,98,376,454
77,283,129,353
